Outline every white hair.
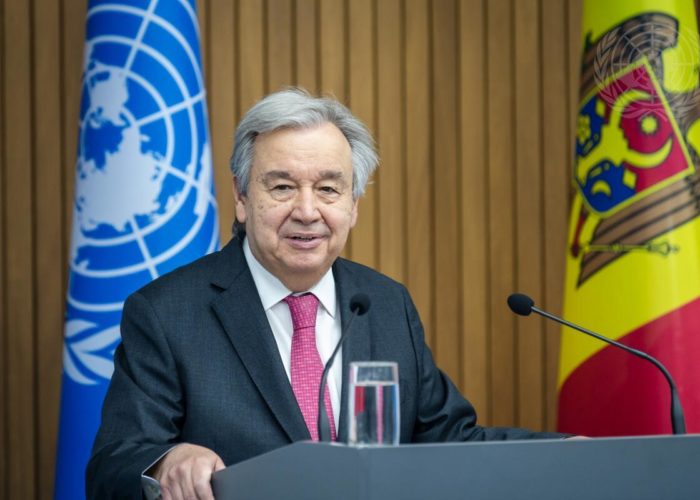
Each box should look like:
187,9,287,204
230,88,378,200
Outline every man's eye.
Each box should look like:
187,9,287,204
272,184,292,191
319,186,339,194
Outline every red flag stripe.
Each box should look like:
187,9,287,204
558,295,700,436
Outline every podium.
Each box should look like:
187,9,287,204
211,435,700,499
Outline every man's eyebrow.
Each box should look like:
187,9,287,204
319,170,347,185
260,170,294,183
317,170,346,182
260,170,348,183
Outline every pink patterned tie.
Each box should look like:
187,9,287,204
284,293,337,441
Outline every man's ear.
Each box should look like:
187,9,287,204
232,176,247,223
350,199,359,228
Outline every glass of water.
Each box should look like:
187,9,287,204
348,361,400,446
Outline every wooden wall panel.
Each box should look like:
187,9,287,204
432,0,461,384
209,0,237,238
377,0,405,283
0,0,6,493
3,0,36,496
542,0,572,432
459,0,489,421
486,0,517,426
239,0,265,114
33,0,65,491
0,1,592,497
347,0,377,267
267,0,294,91
514,0,545,430
294,0,319,93
319,0,346,101
405,0,432,346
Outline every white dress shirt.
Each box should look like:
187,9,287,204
243,237,342,430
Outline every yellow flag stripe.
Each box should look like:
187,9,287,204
559,213,700,387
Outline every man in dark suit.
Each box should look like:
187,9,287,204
87,89,565,500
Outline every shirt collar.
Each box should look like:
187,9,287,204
243,237,337,317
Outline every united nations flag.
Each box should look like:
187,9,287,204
55,1,219,497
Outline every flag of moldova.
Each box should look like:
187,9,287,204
559,0,700,436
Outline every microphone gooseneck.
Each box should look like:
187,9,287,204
507,293,686,435
317,293,371,442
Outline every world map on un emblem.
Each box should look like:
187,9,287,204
63,0,219,385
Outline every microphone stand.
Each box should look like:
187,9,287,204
531,304,686,435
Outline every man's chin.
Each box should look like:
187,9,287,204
280,256,334,276
285,260,329,275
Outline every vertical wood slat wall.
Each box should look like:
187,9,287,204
0,0,585,497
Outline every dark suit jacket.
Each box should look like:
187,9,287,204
86,236,564,498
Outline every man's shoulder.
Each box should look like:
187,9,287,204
334,257,408,294
133,238,243,301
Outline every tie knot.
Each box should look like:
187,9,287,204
284,293,319,330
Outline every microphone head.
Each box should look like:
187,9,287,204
507,293,534,316
349,293,371,315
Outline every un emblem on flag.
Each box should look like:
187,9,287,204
63,1,219,385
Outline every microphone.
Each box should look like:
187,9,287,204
507,292,686,435
318,293,371,442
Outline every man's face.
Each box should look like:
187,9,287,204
234,122,358,291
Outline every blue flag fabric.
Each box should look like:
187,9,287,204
54,1,219,497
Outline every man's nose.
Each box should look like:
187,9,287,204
291,187,321,223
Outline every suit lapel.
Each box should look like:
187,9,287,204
334,260,371,443
210,240,310,442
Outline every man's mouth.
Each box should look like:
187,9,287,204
285,233,326,248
